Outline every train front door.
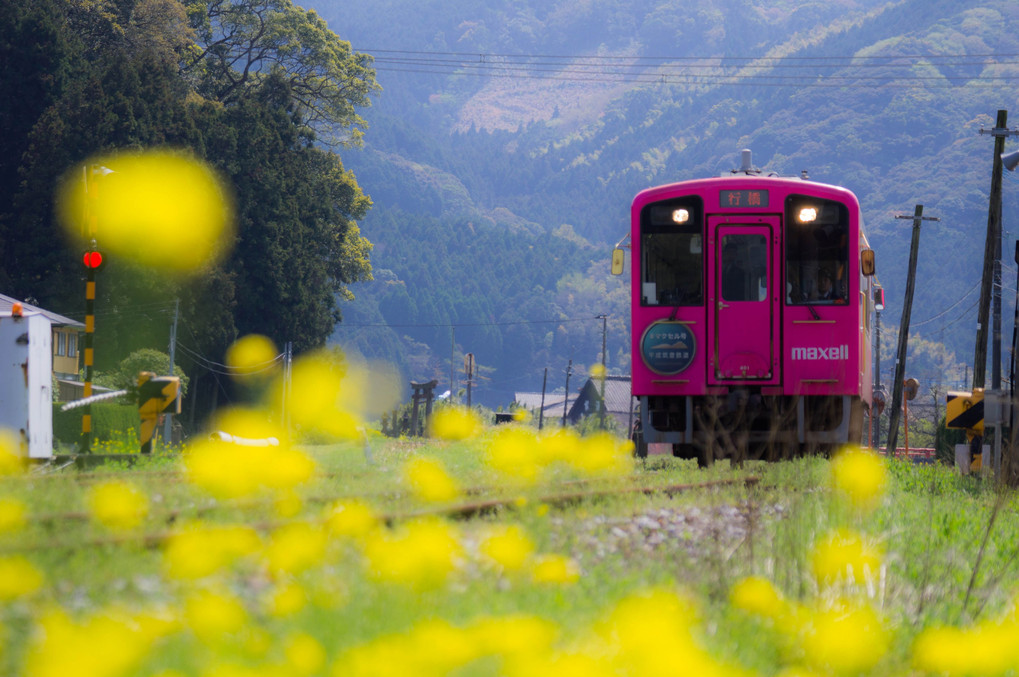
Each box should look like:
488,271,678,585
708,218,778,384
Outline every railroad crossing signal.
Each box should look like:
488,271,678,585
946,389,984,436
82,249,103,270
137,371,181,453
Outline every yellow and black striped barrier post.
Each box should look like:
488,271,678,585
946,389,984,471
138,371,181,454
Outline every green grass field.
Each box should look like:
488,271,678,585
1,420,1018,676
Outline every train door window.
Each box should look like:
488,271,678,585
721,233,768,301
639,197,704,306
784,196,850,305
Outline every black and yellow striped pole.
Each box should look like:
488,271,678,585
79,165,104,453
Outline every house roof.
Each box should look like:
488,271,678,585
515,376,633,415
0,294,83,328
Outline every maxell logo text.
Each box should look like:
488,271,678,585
791,345,848,361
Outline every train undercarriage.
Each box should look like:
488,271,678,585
631,391,866,465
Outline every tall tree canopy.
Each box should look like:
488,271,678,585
0,0,378,423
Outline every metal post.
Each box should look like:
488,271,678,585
163,297,179,446
562,359,572,427
597,314,607,429
538,367,547,431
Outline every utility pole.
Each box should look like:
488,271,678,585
562,359,572,427
974,110,1019,389
538,367,548,430
886,205,939,454
597,314,607,429
163,298,179,446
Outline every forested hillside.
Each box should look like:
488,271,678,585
314,0,1019,406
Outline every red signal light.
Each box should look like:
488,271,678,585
83,250,103,269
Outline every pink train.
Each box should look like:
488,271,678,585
616,153,877,464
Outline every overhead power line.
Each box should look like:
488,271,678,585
360,48,1019,88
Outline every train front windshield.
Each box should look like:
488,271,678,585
640,197,704,306
784,195,850,304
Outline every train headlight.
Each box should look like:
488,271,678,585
798,207,818,223
672,208,690,224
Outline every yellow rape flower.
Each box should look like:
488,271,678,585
810,529,883,587
530,554,580,585
830,445,887,511
323,499,379,540
478,524,535,573
185,438,315,499
87,480,148,531
24,605,176,677
403,456,461,503
263,580,307,618
486,427,543,483
264,522,327,575
284,632,328,676
56,150,234,274
0,428,27,476
225,334,279,383
729,575,788,621
429,406,482,440
184,588,248,642
800,600,888,674
0,496,27,533
162,522,260,580
567,432,631,477
362,518,463,589
0,555,43,600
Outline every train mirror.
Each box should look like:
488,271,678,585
611,247,625,275
860,248,875,276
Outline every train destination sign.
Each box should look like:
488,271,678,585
641,321,696,375
719,189,769,208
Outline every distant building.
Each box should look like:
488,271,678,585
1,294,86,401
515,375,634,431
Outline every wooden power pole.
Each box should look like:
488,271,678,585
886,205,939,454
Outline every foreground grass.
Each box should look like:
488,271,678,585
0,427,1018,676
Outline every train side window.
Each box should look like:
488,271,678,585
785,196,850,305
640,197,704,307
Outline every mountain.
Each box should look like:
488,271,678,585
309,0,1019,407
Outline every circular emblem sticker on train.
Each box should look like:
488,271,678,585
641,321,696,375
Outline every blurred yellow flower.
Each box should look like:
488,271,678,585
478,524,535,573
275,352,364,440
24,606,174,677
265,522,327,575
469,614,559,658
430,406,482,440
512,408,530,423
810,529,883,587
590,363,607,379
800,600,888,674
0,555,43,600
567,432,631,477
403,456,461,503
538,428,581,466
56,149,234,274
184,588,248,642
185,438,315,499
729,575,788,621
162,522,261,580
0,428,27,476
362,518,464,589
225,334,279,382
530,554,580,585
285,632,328,676
830,446,887,511
263,580,307,618
0,496,27,533
87,480,148,531
486,427,543,483
323,499,379,540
